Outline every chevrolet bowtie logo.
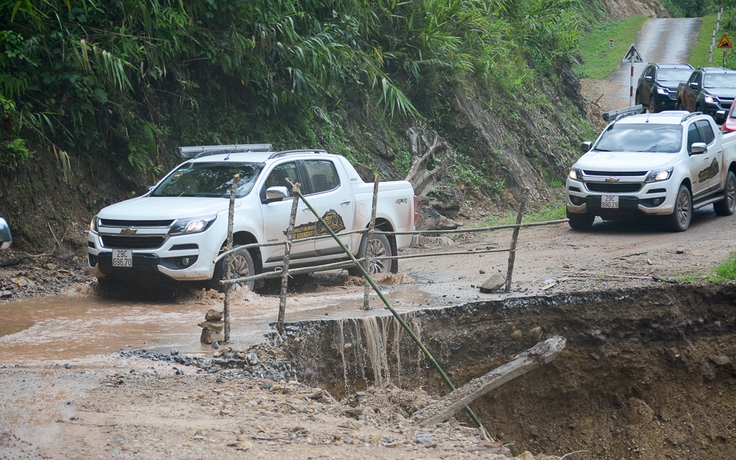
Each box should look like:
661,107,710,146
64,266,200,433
121,228,137,235
605,177,619,182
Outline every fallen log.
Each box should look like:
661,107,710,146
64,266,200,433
413,336,566,427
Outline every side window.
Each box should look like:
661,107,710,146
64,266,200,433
303,160,340,195
687,123,703,152
695,120,715,145
262,162,299,197
694,72,703,85
647,67,656,79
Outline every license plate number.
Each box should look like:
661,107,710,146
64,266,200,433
601,195,619,209
112,249,133,267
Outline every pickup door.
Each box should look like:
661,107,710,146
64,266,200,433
259,158,355,268
680,72,701,111
687,119,722,196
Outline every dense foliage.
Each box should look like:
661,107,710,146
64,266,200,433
0,0,581,177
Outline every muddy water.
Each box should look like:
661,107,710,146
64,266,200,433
0,278,434,367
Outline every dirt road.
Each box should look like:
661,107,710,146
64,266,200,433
585,17,700,113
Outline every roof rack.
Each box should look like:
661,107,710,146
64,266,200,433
602,104,644,122
268,149,329,159
681,112,703,122
176,144,272,159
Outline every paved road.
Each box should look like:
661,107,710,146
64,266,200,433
598,18,701,112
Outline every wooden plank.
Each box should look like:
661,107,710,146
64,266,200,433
413,336,566,427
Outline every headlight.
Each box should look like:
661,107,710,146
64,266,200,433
656,87,669,95
568,168,583,181
704,96,715,104
645,168,673,183
89,217,98,233
170,216,217,235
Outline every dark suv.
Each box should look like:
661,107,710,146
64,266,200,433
635,63,693,113
677,67,736,122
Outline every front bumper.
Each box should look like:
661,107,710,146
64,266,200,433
566,177,676,218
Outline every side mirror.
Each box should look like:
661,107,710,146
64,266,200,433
689,81,699,90
0,217,12,249
690,142,707,154
581,141,593,153
645,75,653,82
265,186,290,202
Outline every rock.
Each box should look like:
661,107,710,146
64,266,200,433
200,329,224,344
711,355,730,366
45,263,58,270
518,452,535,460
621,397,654,425
510,330,523,341
13,277,29,287
198,321,224,332
676,247,685,254
479,273,506,293
170,348,179,356
205,306,224,321
246,353,259,365
416,433,436,448
529,326,543,343
344,407,364,419
0,290,11,298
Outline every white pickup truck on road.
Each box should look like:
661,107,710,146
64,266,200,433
87,145,416,289
566,111,736,231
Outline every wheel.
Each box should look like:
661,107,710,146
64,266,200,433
648,97,657,113
714,170,736,216
348,232,393,276
666,185,692,232
209,245,256,291
567,210,595,230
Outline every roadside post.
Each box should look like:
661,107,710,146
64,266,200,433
622,43,644,107
718,34,732,67
224,174,240,343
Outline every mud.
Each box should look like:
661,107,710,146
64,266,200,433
279,283,736,458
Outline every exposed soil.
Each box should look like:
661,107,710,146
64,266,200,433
3,12,735,460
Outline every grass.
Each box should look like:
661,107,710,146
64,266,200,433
689,14,719,68
575,15,649,79
483,198,566,226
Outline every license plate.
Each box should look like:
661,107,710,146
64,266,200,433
112,249,133,267
601,195,619,209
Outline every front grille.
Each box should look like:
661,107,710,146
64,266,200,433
583,170,646,177
587,183,642,193
101,235,166,249
99,218,174,227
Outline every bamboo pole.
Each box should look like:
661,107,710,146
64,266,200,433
224,174,240,343
278,181,301,335
292,189,492,441
504,189,529,293
362,175,379,310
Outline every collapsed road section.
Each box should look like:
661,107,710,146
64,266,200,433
277,283,736,459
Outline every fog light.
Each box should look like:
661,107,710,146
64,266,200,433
180,257,192,267
653,198,661,205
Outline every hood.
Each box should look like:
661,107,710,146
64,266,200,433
702,88,736,98
97,196,235,220
574,150,677,172
659,80,684,91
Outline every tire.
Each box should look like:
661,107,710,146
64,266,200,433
666,184,692,232
209,245,256,291
714,170,736,216
567,210,595,231
648,97,657,113
348,232,393,276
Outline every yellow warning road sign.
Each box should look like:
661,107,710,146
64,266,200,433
718,34,733,49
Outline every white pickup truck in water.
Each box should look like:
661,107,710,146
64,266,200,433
87,145,416,289
566,111,736,231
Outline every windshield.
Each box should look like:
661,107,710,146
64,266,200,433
594,124,683,153
704,73,736,88
151,162,264,198
657,68,693,82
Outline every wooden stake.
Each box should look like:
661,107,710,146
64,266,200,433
223,174,240,343
278,181,300,335
504,189,529,293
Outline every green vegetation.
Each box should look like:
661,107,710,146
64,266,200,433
483,196,566,226
574,15,648,79
709,253,736,282
690,15,719,68
0,0,583,180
